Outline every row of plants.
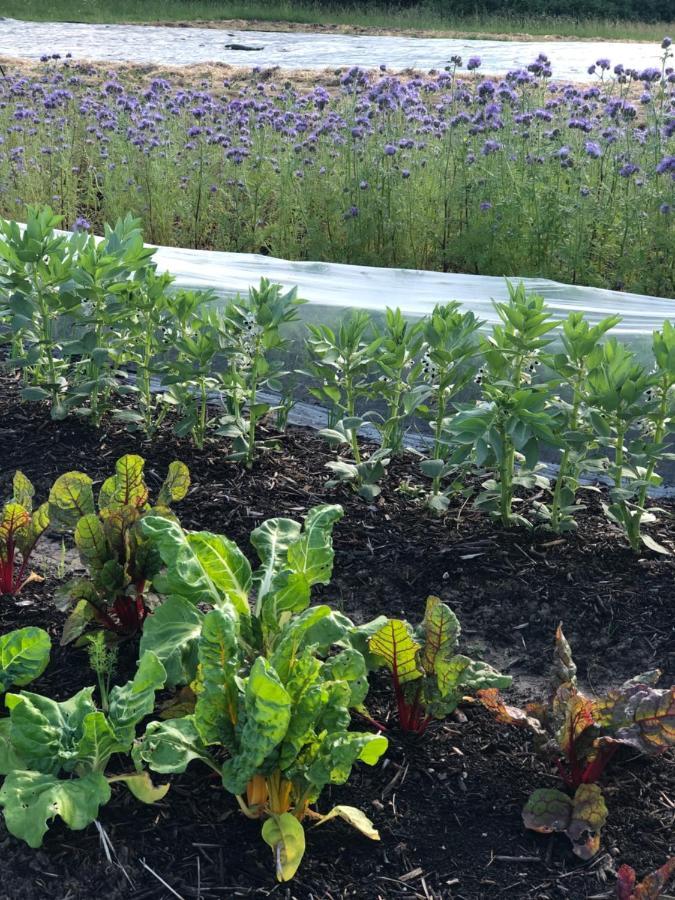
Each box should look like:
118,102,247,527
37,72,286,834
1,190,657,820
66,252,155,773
1,209,673,554
0,457,673,888
0,44,674,294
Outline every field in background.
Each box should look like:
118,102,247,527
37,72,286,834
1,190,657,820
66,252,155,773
3,0,675,43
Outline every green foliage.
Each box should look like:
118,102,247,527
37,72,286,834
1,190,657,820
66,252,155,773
134,504,386,880
217,279,304,465
447,283,559,527
480,625,675,858
0,472,51,595
49,454,190,640
369,596,510,734
0,650,168,846
0,628,51,694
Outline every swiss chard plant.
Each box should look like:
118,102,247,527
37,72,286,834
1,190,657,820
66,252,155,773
542,312,622,532
217,278,304,466
133,505,387,881
447,283,559,527
368,596,510,735
480,625,675,858
0,650,169,847
415,303,483,511
48,454,190,641
0,472,51,596
585,337,672,553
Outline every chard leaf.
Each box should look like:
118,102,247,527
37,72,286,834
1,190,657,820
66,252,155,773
0,627,51,693
157,461,190,507
133,716,212,774
322,648,369,708
311,805,380,840
194,608,240,748
107,651,166,747
139,595,204,689
523,784,607,860
75,711,126,773
250,517,302,601
74,513,109,571
61,599,97,647
477,688,546,735
221,657,291,795
16,502,50,557
552,623,577,688
48,472,95,530
109,454,149,509
368,620,422,686
278,654,324,770
12,471,34,512
262,812,306,882
4,687,97,775
269,605,333,683
141,516,251,614
0,502,31,552
114,772,170,804
617,858,675,900
433,655,511,717
0,770,111,848
0,717,25,775
595,684,675,756
306,732,388,794
419,596,460,675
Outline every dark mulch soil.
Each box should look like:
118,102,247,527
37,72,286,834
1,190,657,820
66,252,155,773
0,374,673,900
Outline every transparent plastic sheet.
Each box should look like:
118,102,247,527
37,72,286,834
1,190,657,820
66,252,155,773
0,17,666,80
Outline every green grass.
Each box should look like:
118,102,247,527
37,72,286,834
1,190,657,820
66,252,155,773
4,0,674,42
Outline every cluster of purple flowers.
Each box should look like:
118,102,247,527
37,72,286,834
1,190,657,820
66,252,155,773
0,42,672,294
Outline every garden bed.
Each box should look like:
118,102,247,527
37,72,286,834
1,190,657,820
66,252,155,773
0,374,673,900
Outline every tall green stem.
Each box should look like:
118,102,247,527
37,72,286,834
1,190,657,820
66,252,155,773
550,389,582,532
346,375,361,465
637,379,669,512
431,385,447,499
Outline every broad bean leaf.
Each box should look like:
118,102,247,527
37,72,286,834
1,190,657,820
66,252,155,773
0,770,111,848
0,627,51,693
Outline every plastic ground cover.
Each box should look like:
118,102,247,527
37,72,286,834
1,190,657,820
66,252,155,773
0,17,667,80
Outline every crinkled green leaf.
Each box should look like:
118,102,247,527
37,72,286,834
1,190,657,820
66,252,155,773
262,812,306,882
107,651,166,747
194,607,240,748
75,711,126,773
368,619,421,686
157,461,190,507
133,716,211,775
0,717,25,775
0,627,51,694
140,516,250,614
282,504,343,588
250,517,302,602
433,654,511,717
595,683,675,756
306,732,388,794
221,657,291,795
139,594,204,689
269,605,333,683
48,472,95,530
322,648,369,708
4,687,96,775
74,513,109,572
0,770,110,848
419,595,460,675
12,471,34,512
